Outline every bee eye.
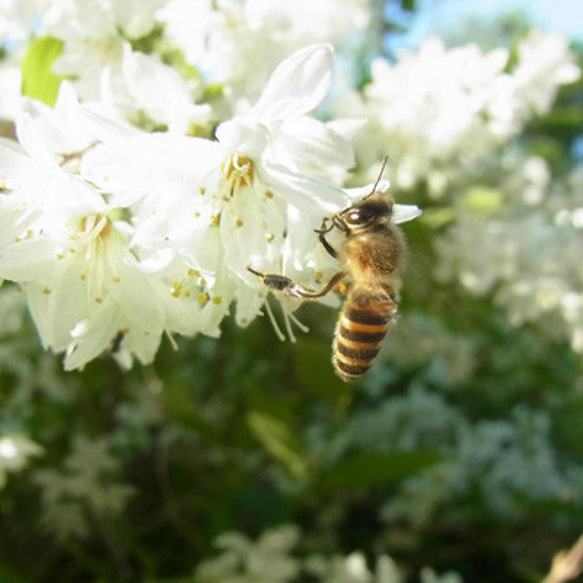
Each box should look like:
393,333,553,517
347,210,361,223
346,208,372,225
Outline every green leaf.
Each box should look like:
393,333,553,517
0,560,31,583
463,186,504,215
319,450,442,491
419,207,456,229
295,336,353,404
21,36,64,105
246,410,307,478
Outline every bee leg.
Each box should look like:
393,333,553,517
318,232,338,259
291,271,347,298
247,266,346,300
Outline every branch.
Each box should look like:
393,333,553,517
543,534,583,583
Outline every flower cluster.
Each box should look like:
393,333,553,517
0,38,421,369
0,45,346,368
338,31,579,195
195,524,462,583
436,159,583,353
34,435,134,540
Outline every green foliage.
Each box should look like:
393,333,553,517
318,450,443,490
21,36,64,106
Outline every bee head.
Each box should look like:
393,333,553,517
339,191,393,230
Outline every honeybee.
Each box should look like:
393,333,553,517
247,160,418,382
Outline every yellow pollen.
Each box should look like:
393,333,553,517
198,186,206,195
211,295,222,304
55,252,65,260
210,214,219,226
183,289,191,298
196,292,209,304
170,282,182,297
265,233,275,243
239,317,248,325
224,155,254,195
265,190,274,199
198,277,207,287
13,236,21,243
187,268,200,277
95,296,103,303
79,273,87,281
314,271,323,283
42,286,52,295
194,210,200,217
335,282,348,295
235,218,243,228
120,327,130,334
111,274,120,283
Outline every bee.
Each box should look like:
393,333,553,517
247,160,413,382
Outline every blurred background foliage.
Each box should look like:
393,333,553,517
1,0,583,582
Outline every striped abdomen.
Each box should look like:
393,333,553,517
333,285,397,382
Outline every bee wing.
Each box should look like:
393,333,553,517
392,203,422,224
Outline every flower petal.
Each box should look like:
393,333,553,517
393,203,422,224
252,44,333,121
261,159,349,214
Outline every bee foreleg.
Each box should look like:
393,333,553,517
318,232,338,259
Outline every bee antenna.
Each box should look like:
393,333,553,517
364,156,389,200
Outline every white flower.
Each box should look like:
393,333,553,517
305,551,403,583
0,84,199,369
159,0,371,100
339,32,578,196
34,435,134,540
88,44,357,339
0,434,42,489
513,30,581,115
0,0,51,41
0,58,22,121
341,38,515,194
41,0,205,130
195,525,300,583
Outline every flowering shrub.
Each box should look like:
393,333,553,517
0,1,582,582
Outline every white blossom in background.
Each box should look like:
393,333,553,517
158,0,370,104
513,29,581,116
0,433,42,488
305,552,404,583
34,435,134,540
37,0,210,131
197,525,463,583
0,0,52,41
337,32,579,195
380,405,575,529
436,159,583,353
195,525,301,583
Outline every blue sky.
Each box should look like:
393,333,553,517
403,0,583,44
